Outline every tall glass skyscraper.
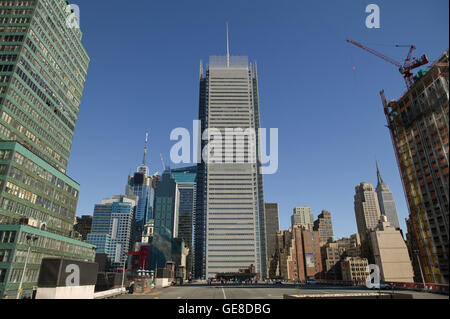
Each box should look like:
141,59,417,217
171,166,196,277
87,195,137,271
194,32,266,279
150,169,178,270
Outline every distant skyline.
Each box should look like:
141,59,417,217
67,0,449,239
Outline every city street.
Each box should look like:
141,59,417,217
115,283,449,300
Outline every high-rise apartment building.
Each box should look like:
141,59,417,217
291,206,314,230
313,210,334,245
194,34,266,279
354,183,382,241
375,163,400,229
381,51,449,284
264,203,279,277
87,195,136,271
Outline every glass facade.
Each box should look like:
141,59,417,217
87,196,136,271
150,170,177,270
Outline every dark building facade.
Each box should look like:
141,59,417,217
73,215,92,241
264,203,279,277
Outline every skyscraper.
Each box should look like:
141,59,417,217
171,166,196,277
381,51,449,284
313,210,334,245
150,169,178,270
264,203,279,277
375,162,400,229
291,206,314,230
126,132,156,243
87,195,137,271
0,0,89,174
194,27,266,279
0,0,93,298
354,182,382,241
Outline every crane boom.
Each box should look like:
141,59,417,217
347,39,429,89
346,39,402,67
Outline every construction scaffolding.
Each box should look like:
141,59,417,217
381,50,449,284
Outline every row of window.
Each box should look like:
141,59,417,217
1,108,69,161
0,16,30,23
9,165,77,207
18,54,77,124
23,41,79,113
1,196,69,232
0,230,15,243
4,181,75,219
7,80,73,140
30,12,85,97
38,0,89,79
2,97,72,153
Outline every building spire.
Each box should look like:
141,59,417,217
226,22,230,67
376,160,384,186
143,130,149,166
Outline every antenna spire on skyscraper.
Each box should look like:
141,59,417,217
226,22,230,67
143,130,149,166
376,160,384,186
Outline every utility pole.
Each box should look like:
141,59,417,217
17,235,38,299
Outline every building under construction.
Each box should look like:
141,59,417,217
381,50,449,284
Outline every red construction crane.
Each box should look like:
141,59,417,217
346,39,429,89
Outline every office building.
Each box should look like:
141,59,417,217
0,0,91,298
341,257,369,282
87,195,136,271
313,210,334,245
291,206,314,230
381,50,449,284
194,30,266,278
0,0,89,174
171,166,196,277
149,169,178,270
368,216,414,283
354,183,382,241
375,163,400,229
73,215,92,241
264,203,279,277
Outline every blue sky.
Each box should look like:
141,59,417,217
68,0,449,239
